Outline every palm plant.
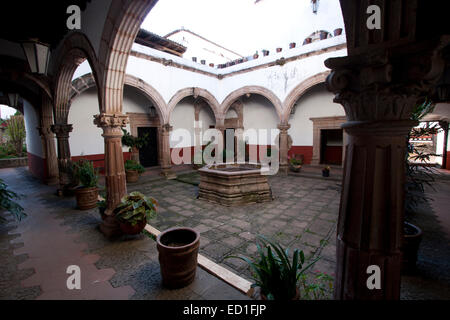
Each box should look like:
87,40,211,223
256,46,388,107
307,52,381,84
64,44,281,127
227,235,319,300
0,178,26,223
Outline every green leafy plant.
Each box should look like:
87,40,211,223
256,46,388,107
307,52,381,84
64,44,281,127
299,271,334,300
290,158,303,166
405,99,439,215
114,192,158,227
72,159,98,188
122,129,149,152
227,235,319,300
0,178,26,223
124,159,145,174
5,115,26,157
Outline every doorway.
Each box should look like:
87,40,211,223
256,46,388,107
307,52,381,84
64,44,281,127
138,127,159,167
320,129,343,166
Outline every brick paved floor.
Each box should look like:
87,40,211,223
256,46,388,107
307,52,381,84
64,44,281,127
0,168,248,300
128,172,342,290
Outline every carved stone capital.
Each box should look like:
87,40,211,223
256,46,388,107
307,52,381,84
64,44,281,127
162,124,173,134
37,126,54,137
94,113,129,128
51,124,73,138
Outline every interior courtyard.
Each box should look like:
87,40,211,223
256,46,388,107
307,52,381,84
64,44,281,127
1,0,450,301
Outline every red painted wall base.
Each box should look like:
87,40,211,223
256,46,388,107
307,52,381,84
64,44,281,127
28,153,48,183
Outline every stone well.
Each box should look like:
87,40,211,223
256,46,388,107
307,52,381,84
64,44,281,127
198,164,273,206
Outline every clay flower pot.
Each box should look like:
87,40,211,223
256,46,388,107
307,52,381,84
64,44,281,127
303,37,312,45
334,28,343,36
253,54,259,59
276,47,282,53
126,170,139,183
289,42,296,49
209,63,214,68
290,165,302,173
119,219,147,235
75,187,99,210
320,31,329,40
402,222,423,273
157,227,200,289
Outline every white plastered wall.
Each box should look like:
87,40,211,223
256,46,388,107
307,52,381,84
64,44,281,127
23,100,44,158
288,84,345,146
69,86,156,156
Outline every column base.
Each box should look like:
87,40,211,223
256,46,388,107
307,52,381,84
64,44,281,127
99,215,123,238
161,168,177,180
279,164,289,175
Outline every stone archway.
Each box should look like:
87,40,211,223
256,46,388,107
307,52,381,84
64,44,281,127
283,71,331,123
221,86,283,122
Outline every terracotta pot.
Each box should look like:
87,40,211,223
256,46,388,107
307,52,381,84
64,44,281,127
320,31,329,40
290,165,302,173
75,187,99,210
157,227,200,289
209,63,214,67
303,38,312,45
126,170,139,183
253,54,259,59
119,219,147,235
402,222,423,273
276,48,282,53
289,42,296,49
334,28,343,36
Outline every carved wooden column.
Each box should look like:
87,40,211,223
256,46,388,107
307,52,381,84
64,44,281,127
94,114,129,211
326,44,445,299
278,123,291,174
38,96,59,185
51,123,73,188
161,124,176,179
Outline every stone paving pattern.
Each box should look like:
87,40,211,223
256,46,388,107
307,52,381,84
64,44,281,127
0,168,248,300
128,172,341,284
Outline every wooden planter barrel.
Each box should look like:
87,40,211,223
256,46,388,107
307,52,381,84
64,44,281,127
126,170,139,183
75,187,98,210
157,227,200,289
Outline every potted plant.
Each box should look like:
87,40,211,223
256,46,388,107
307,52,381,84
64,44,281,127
262,50,270,56
289,42,296,49
320,31,329,40
209,63,214,68
276,47,282,53
403,100,438,273
227,236,318,300
253,51,259,59
192,57,197,62
122,129,149,163
322,166,330,177
73,159,99,210
289,158,303,173
334,28,343,36
157,227,200,289
124,159,145,183
113,191,157,235
201,60,206,65
0,178,26,223
303,37,312,45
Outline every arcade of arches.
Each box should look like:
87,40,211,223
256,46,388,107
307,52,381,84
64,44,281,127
1,0,450,300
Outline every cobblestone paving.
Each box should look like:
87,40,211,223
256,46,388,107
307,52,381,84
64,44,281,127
128,173,341,284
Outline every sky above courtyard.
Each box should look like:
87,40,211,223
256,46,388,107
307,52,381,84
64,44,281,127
142,0,345,56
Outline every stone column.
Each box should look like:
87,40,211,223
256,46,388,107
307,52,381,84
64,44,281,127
38,96,59,185
161,124,176,179
278,123,291,174
51,123,73,189
94,114,129,212
37,126,59,185
325,47,445,299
